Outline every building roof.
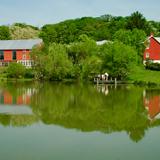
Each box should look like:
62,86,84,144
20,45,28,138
154,37,160,43
96,40,108,45
96,40,111,46
0,39,42,50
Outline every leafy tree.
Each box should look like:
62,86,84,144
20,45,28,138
6,62,26,78
39,25,57,44
10,24,40,40
0,26,11,40
126,11,151,34
67,35,99,79
32,43,73,80
81,56,102,79
31,44,48,80
100,41,137,79
45,43,73,80
113,29,146,60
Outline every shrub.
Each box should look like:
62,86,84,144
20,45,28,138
146,62,160,71
6,62,26,78
24,68,34,78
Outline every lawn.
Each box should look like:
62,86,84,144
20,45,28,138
128,65,160,84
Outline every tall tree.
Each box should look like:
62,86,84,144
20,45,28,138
126,11,151,34
100,41,137,79
113,29,146,60
0,26,11,40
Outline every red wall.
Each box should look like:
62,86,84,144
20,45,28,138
1,50,30,61
16,50,30,60
144,37,160,60
4,50,12,61
144,96,160,119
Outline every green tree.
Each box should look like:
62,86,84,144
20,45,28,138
126,11,151,34
81,56,102,80
100,41,137,79
10,24,40,40
0,26,11,40
45,43,73,80
39,25,57,44
6,62,26,78
31,44,48,80
32,43,73,80
67,35,99,79
113,29,146,60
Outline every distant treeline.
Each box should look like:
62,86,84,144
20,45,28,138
0,11,160,42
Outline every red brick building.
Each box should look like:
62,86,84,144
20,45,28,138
144,34,160,64
0,39,42,67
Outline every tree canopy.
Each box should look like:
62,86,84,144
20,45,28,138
0,26,11,40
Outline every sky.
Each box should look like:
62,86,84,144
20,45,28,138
0,0,160,27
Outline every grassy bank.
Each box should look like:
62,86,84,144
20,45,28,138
128,66,160,85
1,65,160,85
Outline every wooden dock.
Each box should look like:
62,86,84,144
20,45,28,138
93,79,128,84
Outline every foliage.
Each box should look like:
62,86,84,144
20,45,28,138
113,29,146,60
40,16,127,44
45,43,73,80
0,26,11,40
39,11,159,45
126,11,151,34
32,43,73,80
145,62,160,71
31,44,48,80
6,62,26,78
24,68,35,78
81,56,102,80
67,35,100,79
10,24,40,40
100,41,137,79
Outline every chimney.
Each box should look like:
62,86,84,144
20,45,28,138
150,32,154,37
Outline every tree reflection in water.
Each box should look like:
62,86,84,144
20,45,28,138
0,82,160,142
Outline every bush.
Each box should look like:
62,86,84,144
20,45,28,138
24,68,34,78
146,62,160,71
6,62,26,78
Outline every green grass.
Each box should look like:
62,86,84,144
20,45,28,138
128,65,160,85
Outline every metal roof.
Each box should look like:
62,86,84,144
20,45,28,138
96,40,108,45
96,40,111,45
0,39,42,50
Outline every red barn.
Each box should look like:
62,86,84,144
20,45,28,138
144,34,160,64
0,39,42,67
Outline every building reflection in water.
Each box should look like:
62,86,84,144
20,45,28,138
144,89,160,120
96,85,160,121
0,88,36,115
95,84,109,95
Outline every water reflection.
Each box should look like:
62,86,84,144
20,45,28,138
0,82,160,142
0,82,39,127
144,89,160,120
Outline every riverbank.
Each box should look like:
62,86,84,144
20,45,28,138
0,65,160,86
128,66,160,85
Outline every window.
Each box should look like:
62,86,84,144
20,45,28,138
12,50,16,60
0,51,4,60
146,52,150,58
22,54,26,60
22,50,26,60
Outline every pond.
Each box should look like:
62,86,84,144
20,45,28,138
0,82,159,160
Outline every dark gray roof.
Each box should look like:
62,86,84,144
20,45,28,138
0,39,42,50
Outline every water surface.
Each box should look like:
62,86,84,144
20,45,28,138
0,82,159,160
